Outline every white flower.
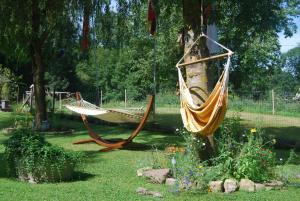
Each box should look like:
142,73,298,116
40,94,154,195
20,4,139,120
279,158,283,161
242,134,246,137
176,128,179,132
202,143,206,146
197,140,200,143
193,137,196,140
171,157,176,165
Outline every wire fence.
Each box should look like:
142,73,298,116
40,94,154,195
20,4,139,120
18,88,300,127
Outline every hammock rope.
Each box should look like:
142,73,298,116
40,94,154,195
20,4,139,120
176,32,233,136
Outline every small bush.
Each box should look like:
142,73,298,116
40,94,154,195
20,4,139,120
4,128,82,183
171,115,277,192
233,133,276,182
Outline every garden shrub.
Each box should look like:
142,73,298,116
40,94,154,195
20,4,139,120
171,114,277,192
233,132,276,182
4,128,82,183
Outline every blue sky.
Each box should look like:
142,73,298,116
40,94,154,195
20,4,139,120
278,17,300,53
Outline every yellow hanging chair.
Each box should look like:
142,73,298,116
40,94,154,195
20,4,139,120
176,33,233,137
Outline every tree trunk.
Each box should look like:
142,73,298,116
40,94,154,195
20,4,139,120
183,0,214,159
31,0,47,129
32,44,47,129
183,0,210,105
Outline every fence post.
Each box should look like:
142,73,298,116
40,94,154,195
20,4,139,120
52,89,55,113
125,89,127,109
59,93,62,110
272,89,275,115
100,90,103,107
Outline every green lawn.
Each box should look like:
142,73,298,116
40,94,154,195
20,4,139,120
0,110,300,201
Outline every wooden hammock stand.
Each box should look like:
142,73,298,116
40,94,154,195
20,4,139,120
73,92,154,151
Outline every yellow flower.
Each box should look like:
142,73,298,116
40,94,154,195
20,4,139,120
198,165,203,169
250,128,257,133
208,187,212,193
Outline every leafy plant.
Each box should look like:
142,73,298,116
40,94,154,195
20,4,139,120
233,132,276,182
171,114,277,192
4,128,82,183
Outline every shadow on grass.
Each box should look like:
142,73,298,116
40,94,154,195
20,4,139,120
0,152,95,182
0,112,14,130
65,171,95,182
0,153,8,178
264,126,300,151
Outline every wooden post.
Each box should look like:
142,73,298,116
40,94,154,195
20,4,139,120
52,89,55,113
59,93,62,110
30,88,33,113
125,89,127,109
100,90,103,107
272,89,275,115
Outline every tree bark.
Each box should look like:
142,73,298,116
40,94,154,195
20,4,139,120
183,0,214,159
31,0,47,129
31,44,47,129
183,0,209,105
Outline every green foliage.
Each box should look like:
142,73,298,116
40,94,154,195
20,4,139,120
282,45,300,83
216,0,299,95
0,65,20,101
275,164,300,185
233,134,276,182
75,1,182,101
285,149,300,165
172,115,277,192
4,128,82,182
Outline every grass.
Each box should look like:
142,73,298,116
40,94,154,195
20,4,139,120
0,109,300,201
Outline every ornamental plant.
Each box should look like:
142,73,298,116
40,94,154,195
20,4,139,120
4,128,82,183
172,114,277,192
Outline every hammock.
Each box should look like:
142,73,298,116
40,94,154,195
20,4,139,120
176,33,233,136
65,97,144,123
65,92,154,151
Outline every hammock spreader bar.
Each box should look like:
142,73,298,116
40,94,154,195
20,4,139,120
73,92,154,151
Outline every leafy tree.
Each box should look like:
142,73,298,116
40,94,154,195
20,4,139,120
282,45,300,82
0,65,21,101
0,0,80,128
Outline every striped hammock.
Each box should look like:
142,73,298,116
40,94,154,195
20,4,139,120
65,98,144,123
176,33,233,136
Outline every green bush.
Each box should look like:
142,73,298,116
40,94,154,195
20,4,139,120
171,115,277,192
4,128,82,183
233,133,276,182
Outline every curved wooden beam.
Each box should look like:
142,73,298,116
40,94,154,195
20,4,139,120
73,92,154,151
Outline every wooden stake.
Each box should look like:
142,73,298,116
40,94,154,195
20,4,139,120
177,53,230,68
272,89,275,115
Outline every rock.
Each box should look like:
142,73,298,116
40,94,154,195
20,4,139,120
179,178,192,190
151,191,163,198
136,167,152,177
2,127,16,135
143,168,170,184
209,180,223,192
136,187,148,194
264,180,284,190
224,179,238,193
239,179,255,192
136,187,163,198
165,178,176,186
255,183,266,191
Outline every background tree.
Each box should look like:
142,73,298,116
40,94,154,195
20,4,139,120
0,0,81,128
282,45,300,83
